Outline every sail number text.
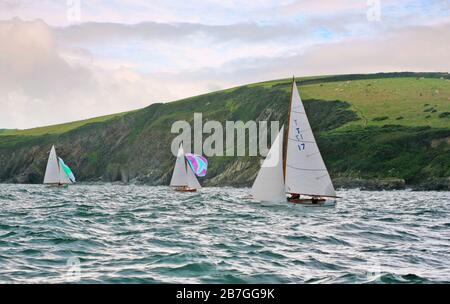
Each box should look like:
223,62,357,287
294,119,306,151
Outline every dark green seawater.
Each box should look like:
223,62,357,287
0,184,448,284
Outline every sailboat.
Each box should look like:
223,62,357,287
170,143,203,192
251,78,339,206
43,145,76,187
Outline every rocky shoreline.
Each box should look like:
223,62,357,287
333,177,450,191
2,178,450,191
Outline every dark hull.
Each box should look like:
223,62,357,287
45,184,69,188
288,198,337,207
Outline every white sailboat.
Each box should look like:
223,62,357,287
251,126,286,202
251,78,338,206
170,143,201,192
43,145,76,186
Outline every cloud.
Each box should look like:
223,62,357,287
170,22,450,86
55,21,312,44
280,0,369,14
294,23,450,74
0,0,292,26
52,21,331,77
0,0,23,10
0,19,204,129
0,17,449,129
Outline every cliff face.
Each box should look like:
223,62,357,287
1,73,449,190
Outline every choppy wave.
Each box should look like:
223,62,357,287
0,184,448,283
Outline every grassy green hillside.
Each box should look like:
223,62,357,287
0,72,449,190
259,74,450,129
0,111,131,137
302,77,450,129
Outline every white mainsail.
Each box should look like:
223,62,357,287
43,146,74,184
170,144,188,187
43,146,60,184
251,126,286,202
170,143,202,189
284,81,336,197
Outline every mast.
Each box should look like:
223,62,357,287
284,81,337,197
283,76,295,180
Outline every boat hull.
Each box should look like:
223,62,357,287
288,198,337,207
172,187,197,192
45,183,69,188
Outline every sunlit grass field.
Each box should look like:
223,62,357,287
0,112,130,137
299,77,450,129
2,74,449,138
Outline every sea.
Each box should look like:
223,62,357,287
0,184,448,284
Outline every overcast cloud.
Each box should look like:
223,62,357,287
0,0,449,129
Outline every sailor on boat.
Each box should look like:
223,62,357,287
288,194,325,205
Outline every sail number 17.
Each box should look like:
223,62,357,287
294,120,306,151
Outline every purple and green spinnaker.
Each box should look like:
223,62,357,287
185,153,208,177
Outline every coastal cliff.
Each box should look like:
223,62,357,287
1,72,449,190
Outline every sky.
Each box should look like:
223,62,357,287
0,0,449,129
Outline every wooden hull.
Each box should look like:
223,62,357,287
247,195,337,207
173,187,197,192
288,198,336,207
